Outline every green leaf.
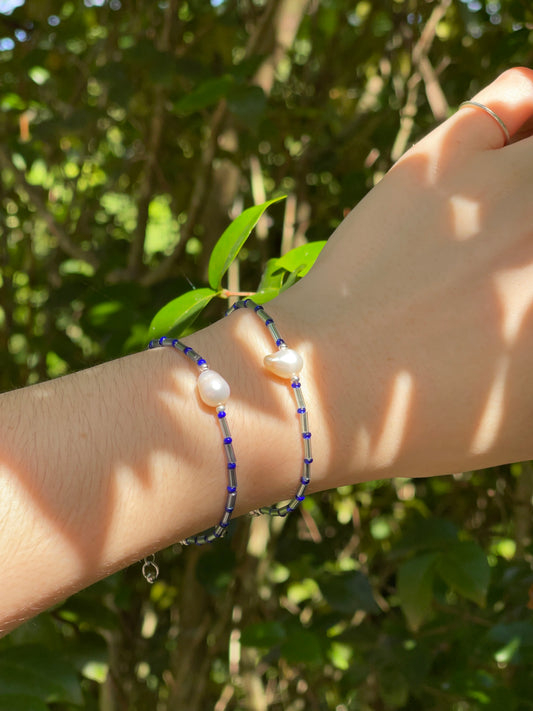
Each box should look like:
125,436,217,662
396,516,459,554
253,288,281,304
256,257,286,292
227,85,266,126
57,595,118,631
320,571,380,615
437,541,490,606
253,257,286,304
0,93,26,111
281,628,323,665
196,547,236,594
241,621,287,648
0,696,48,711
208,196,286,290
488,621,533,648
174,76,235,114
87,300,124,328
377,668,410,709
279,265,305,293
0,645,82,705
397,552,439,631
275,240,327,277
148,288,218,339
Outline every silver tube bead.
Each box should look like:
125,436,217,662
296,483,307,498
218,417,231,439
294,386,305,409
228,468,237,488
304,439,312,460
299,411,309,432
268,323,283,343
224,443,236,461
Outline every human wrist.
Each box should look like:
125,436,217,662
182,304,319,512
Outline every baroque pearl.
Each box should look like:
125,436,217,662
197,369,230,407
264,348,303,379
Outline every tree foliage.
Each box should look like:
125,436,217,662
1,0,533,709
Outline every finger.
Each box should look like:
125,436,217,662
510,112,533,143
453,67,533,151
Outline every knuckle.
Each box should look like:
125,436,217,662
497,66,533,87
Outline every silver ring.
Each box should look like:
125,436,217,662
459,100,510,145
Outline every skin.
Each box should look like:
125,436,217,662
0,68,532,635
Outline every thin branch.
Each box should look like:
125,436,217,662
0,147,99,268
126,0,177,279
140,100,228,287
391,0,452,160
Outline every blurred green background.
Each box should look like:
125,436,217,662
1,1,533,709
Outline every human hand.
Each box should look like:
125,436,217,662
274,68,533,487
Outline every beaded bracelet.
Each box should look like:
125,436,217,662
226,299,312,516
141,336,238,582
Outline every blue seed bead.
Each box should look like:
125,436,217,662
159,336,166,345
183,346,192,355
220,521,229,528
304,458,313,464
225,506,234,513
172,339,179,347
265,318,273,326
197,358,207,366
297,407,306,414
227,462,236,469
291,382,301,388
254,304,264,312
224,436,232,444
227,486,236,493
296,495,305,501
217,410,226,418
303,432,312,439
301,477,310,484
276,338,285,347
148,341,155,349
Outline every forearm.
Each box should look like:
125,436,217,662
1,275,528,632
0,307,331,632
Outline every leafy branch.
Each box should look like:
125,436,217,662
148,196,326,339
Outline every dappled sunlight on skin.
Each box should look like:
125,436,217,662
494,261,533,346
468,261,533,455
470,355,510,455
288,68,533,486
227,310,327,500
0,348,241,632
340,281,351,298
449,195,481,241
370,370,414,469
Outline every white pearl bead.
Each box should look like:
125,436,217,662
197,369,230,407
263,348,303,378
